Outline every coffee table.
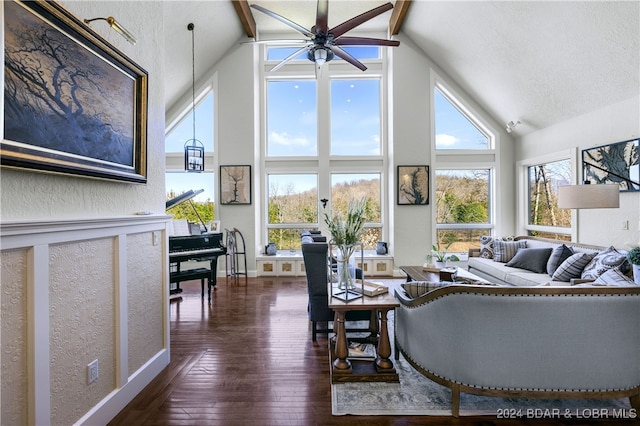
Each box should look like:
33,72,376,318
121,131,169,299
399,265,486,284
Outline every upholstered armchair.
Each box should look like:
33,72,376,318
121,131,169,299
301,234,372,341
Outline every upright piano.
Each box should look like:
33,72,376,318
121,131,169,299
167,190,226,300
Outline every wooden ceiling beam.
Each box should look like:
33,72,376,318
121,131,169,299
389,0,412,35
232,0,256,38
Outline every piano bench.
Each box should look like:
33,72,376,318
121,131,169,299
169,268,212,300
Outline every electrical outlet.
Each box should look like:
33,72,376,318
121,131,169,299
152,231,160,246
622,220,629,230
87,359,99,384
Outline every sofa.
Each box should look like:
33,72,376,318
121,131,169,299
467,236,633,286
300,231,372,341
394,282,640,417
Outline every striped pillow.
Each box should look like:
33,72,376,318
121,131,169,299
552,252,596,282
493,240,526,263
401,281,452,298
593,267,636,286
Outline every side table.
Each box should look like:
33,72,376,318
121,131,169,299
328,282,400,383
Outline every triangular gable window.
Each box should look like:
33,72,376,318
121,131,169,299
434,86,491,150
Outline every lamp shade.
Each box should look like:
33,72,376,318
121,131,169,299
557,184,619,209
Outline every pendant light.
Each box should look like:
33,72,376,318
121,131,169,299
184,23,204,172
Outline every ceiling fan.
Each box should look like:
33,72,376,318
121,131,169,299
250,0,400,72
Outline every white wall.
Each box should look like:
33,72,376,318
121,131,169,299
1,1,170,424
390,34,434,266
517,96,640,248
213,42,259,271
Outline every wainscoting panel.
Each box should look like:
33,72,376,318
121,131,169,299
0,249,29,425
0,216,171,425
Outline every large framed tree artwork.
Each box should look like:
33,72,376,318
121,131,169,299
582,138,639,192
2,0,148,183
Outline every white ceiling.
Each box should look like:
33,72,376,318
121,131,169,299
163,1,640,135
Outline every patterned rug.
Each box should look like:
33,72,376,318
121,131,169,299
331,355,633,416
332,316,633,417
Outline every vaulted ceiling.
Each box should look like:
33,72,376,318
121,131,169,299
163,1,639,136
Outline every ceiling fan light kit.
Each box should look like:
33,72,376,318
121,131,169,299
250,0,399,71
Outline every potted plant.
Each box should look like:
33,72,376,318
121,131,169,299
324,197,368,289
427,243,460,269
627,247,640,285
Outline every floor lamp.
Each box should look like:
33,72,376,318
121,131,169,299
558,182,620,243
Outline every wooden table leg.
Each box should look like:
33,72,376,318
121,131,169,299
375,308,395,371
332,311,351,371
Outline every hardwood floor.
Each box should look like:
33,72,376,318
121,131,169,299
108,277,633,425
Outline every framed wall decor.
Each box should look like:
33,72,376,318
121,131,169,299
582,138,639,192
220,165,252,205
209,220,221,233
2,0,148,183
397,165,430,205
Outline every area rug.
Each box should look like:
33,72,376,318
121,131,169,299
331,355,633,416
332,316,633,417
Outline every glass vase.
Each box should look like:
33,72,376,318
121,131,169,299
336,243,357,290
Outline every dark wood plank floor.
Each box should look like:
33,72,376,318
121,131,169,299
108,277,633,425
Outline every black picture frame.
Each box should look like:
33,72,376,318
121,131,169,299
582,138,640,192
397,165,429,205
2,0,148,183
220,165,252,205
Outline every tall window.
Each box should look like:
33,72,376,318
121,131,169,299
262,45,386,251
433,81,496,252
266,80,317,156
527,159,571,239
267,174,318,250
330,79,380,155
165,89,216,224
331,173,382,248
435,169,491,252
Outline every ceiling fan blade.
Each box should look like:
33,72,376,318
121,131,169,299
270,45,312,72
329,3,394,38
251,4,314,38
328,45,367,71
245,39,309,45
315,0,329,34
335,36,400,47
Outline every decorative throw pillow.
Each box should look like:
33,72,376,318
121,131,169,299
581,246,630,280
593,267,637,286
505,248,553,274
493,240,526,263
479,235,495,259
546,244,575,276
551,252,596,282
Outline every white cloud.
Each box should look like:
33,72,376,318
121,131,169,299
269,131,310,147
436,133,459,147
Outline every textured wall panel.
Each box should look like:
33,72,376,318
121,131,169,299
127,232,164,375
49,239,115,426
1,249,28,425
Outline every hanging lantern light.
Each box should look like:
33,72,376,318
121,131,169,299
184,22,204,172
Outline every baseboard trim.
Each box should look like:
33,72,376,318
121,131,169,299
74,349,170,426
